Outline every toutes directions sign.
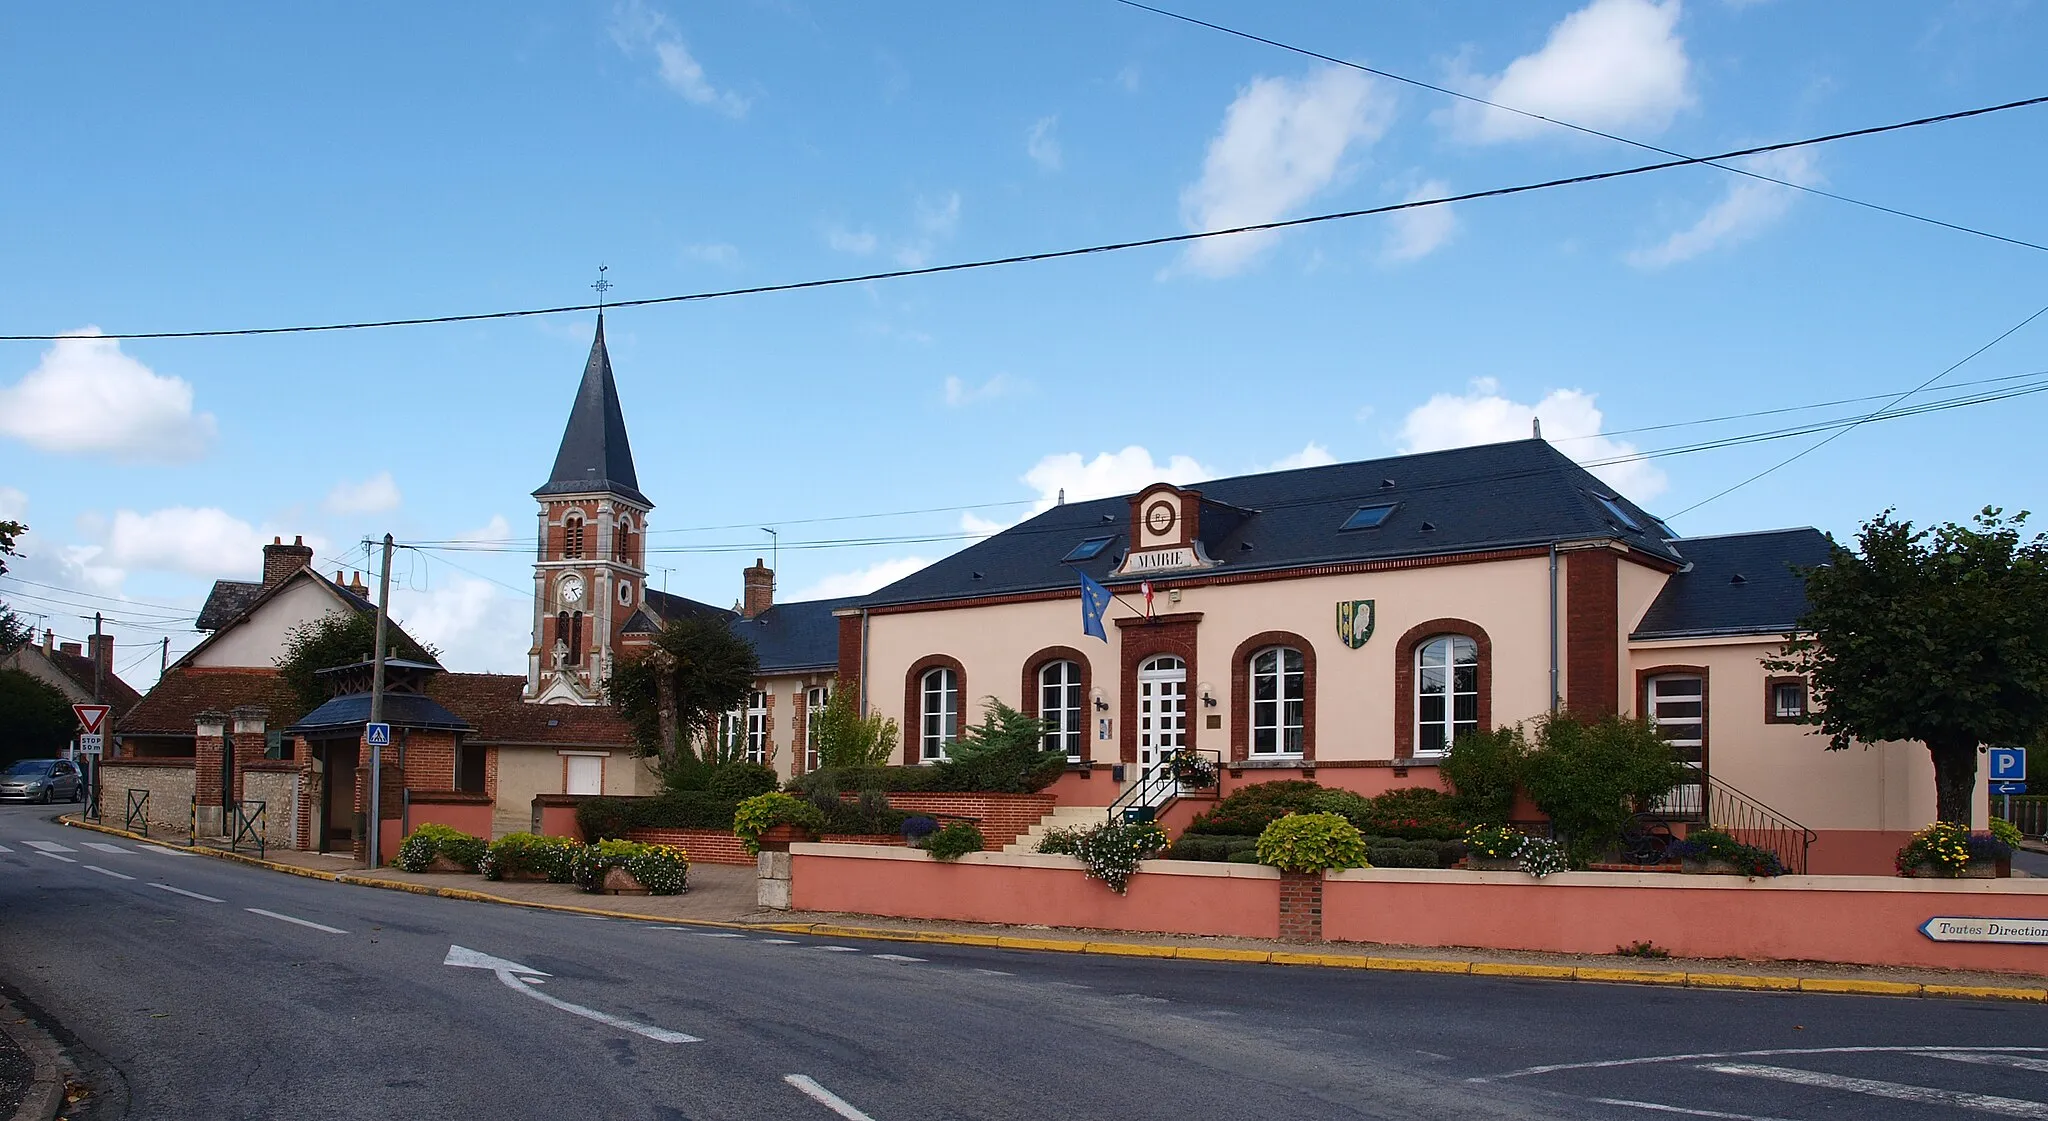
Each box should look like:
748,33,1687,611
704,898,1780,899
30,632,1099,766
1918,916,2048,945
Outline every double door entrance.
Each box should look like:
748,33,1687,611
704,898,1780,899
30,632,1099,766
1133,655,1186,807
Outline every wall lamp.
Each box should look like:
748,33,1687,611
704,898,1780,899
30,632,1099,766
1200,684,1217,708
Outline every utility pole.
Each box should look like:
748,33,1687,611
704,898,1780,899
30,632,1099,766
366,533,394,870
92,612,103,702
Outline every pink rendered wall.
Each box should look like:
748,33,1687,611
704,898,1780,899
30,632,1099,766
1322,874,2048,973
1807,830,1919,876
377,800,495,864
535,802,584,840
1042,767,1121,807
791,850,1281,939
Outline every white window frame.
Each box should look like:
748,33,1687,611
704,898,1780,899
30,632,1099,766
744,690,768,765
805,685,830,772
1249,646,1305,756
1038,660,1083,762
1648,673,1706,816
1772,681,1805,719
1414,635,1478,757
920,667,959,762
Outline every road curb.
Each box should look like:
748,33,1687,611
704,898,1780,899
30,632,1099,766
0,993,65,1121
57,816,2048,1002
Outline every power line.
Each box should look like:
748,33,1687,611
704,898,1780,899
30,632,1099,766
5,95,2045,343
0,575,201,614
1550,368,2048,443
1108,0,2048,256
1667,298,2048,519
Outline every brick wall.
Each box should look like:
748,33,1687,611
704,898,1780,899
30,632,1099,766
99,760,195,836
872,793,1057,850
1277,870,1324,943
397,730,459,790
1565,548,1619,715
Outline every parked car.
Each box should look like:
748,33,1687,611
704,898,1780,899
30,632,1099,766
0,759,83,804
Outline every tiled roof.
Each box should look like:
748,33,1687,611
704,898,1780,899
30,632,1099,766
120,668,299,735
40,646,145,717
859,439,1680,608
729,597,856,674
196,580,263,630
1633,528,1835,639
178,569,436,673
288,691,473,736
425,673,638,748
534,314,651,507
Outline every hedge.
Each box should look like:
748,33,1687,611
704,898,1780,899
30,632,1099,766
1183,781,1468,842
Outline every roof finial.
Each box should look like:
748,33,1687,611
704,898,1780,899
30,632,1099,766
592,264,612,313
1532,416,1543,440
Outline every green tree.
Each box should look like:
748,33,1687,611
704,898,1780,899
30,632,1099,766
0,518,27,652
605,614,759,776
940,697,1064,794
1439,724,1529,825
275,611,439,721
809,686,900,769
1520,712,1687,868
0,668,75,767
1769,508,2048,826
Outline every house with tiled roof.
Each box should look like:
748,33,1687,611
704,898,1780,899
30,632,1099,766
1,629,144,721
832,436,1940,875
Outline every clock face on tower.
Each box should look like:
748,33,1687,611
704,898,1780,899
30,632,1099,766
559,574,584,607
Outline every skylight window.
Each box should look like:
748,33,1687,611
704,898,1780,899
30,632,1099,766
1594,494,1644,532
1063,536,1113,562
1339,504,1397,532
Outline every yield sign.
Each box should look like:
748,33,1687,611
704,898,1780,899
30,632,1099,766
73,704,111,735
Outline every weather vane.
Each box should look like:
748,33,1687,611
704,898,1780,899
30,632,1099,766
592,264,612,311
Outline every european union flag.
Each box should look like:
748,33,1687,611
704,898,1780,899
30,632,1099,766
1078,571,1113,642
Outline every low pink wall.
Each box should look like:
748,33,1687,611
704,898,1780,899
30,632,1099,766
791,845,1281,939
1042,766,1119,807
1808,829,1917,876
1323,871,2048,974
533,799,584,841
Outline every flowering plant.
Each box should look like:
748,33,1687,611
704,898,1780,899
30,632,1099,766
1463,823,1521,859
1668,826,1786,877
1989,817,2024,849
733,792,826,854
1894,821,1998,877
900,815,940,841
570,839,690,895
1513,835,1570,878
1165,748,1219,788
1069,820,1168,894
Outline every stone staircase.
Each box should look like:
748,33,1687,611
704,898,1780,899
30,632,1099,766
1003,804,1114,855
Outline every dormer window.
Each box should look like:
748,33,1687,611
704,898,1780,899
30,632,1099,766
1063,536,1113,563
1340,504,1397,532
1593,493,1644,532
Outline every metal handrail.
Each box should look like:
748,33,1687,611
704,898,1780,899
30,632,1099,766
229,799,267,858
1106,748,1222,823
125,789,150,837
1681,763,1817,875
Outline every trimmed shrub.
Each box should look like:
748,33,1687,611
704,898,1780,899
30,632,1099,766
816,798,909,837
634,791,741,831
393,823,486,872
1989,817,2024,849
1439,725,1528,825
1225,848,1264,864
1520,712,1687,868
480,832,581,883
1184,780,1330,836
1165,835,1259,862
1669,827,1786,877
1256,813,1370,873
1353,787,1467,841
923,821,985,861
707,763,780,803
941,698,1067,794
570,838,690,895
575,797,639,842
733,792,826,854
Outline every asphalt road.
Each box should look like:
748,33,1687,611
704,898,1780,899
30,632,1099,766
1,804,2043,1121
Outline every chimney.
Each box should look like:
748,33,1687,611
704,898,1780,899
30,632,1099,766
742,557,774,620
349,571,369,597
262,534,315,589
60,641,82,657
43,628,53,652
89,634,113,678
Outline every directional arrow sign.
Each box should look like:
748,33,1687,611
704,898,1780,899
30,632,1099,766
443,945,698,1043
1992,782,2027,795
1918,917,2048,945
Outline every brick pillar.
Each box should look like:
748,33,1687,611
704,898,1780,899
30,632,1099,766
1277,871,1324,943
229,707,269,806
193,711,228,835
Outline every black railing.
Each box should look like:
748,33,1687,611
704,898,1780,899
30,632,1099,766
1679,763,1817,875
125,789,150,836
1105,749,1222,824
1994,795,2047,839
230,799,267,858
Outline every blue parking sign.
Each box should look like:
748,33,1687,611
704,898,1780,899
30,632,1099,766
1988,747,2025,782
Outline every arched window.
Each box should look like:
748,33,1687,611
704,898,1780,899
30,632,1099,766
615,516,634,564
920,667,959,762
563,513,586,559
568,611,584,666
1038,660,1083,761
1249,646,1305,756
554,612,570,661
1415,635,1478,755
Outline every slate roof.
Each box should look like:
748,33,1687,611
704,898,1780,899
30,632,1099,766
287,692,473,736
1633,528,1836,639
534,314,651,508
119,668,300,736
196,580,263,630
859,439,1682,608
178,569,435,674
728,597,856,674
621,588,736,635
425,673,637,748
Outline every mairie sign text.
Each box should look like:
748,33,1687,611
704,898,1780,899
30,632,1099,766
1120,547,1200,575
1917,916,2048,944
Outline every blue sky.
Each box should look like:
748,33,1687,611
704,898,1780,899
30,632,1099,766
2,0,2044,687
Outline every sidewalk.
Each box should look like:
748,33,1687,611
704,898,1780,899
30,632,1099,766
60,815,2048,1002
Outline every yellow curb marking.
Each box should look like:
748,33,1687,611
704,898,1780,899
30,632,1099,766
1575,967,1688,985
1369,957,1471,974
1799,978,1923,997
1174,947,1273,963
1686,973,1801,991
1083,942,1177,958
1922,984,2048,1002
995,936,1085,953
1472,963,1576,980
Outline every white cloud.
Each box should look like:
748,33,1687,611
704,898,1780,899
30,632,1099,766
0,330,217,462
100,507,286,578
896,192,964,268
1381,179,1459,262
388,576,530,674
0,486,24,522
790,556,935,601
1116,65,1142,93
1177,67,1394,277
610,0,749,117
942,374,1020,407
324,472,402,516
1257,443,1339,473
1627,149,1820,268
1449,0,1692,143
1027,115,1062,170
684,243,739,266
1398,379,1668,501
827,226,878,255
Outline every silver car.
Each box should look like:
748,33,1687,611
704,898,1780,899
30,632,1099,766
0,758,83,804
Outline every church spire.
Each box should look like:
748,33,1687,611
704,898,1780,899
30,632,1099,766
534,313,652,508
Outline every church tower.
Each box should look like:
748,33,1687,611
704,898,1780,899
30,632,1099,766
526,314,652,704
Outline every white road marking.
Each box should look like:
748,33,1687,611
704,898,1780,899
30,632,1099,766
0,843,13,853
784,1074,878,1121
1926,1053,2048,1074
246,908,347,935
149,883,224,903
690,931,744,938
971,968,1012,976
82,842,131,854
24,840,75,853
1701,1062,2048,1117
816,945,863,953
872,954,926,963
1591,1098,1800,1121
1119,993,1169,1003
37,852,77,863
520,977,545,985
1484,1046,2048,1082
443,945,698,1044
763,938,800,944
139,845,198,857
84,865,135,881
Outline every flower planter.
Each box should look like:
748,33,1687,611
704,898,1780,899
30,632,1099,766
423,855,473,874
1904,862,1998,879
754,823,815,853
1680,858,1744,875
497,868,554,883
594,866,651,895
1465,855,1522,872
